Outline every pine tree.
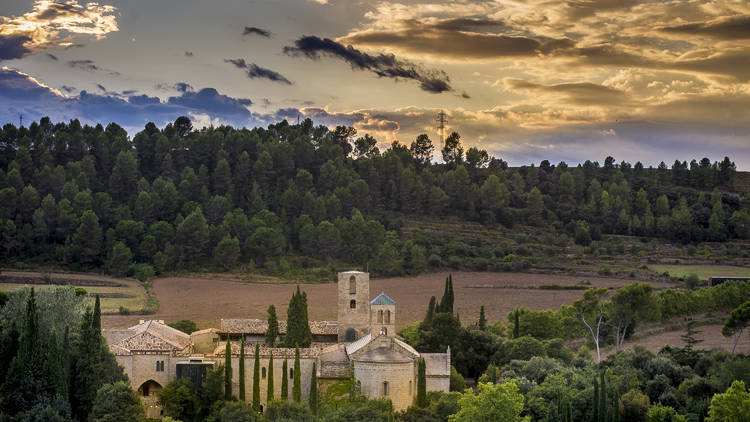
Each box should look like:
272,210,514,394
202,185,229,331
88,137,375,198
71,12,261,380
416,357,427,407
252,343,260,411
309,361,318,416
681,320,703,350
224,339,232,400
239,340,246,401
267,351,274,402
478,305,486,330
70,210,103,268
281,359,288,401
266,304,279,346
293,347,301,402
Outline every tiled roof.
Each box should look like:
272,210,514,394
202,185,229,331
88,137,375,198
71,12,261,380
370,292,396,305
219,319,338,335
422,353,450,377
356,346,413,363
107,320,191,355
211,341,328,359
345,333,372,355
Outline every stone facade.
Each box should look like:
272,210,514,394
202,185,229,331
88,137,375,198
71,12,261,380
337,271,370,342
107,271,450,417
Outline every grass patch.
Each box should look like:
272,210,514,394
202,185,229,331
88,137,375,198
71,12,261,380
649,264,750,281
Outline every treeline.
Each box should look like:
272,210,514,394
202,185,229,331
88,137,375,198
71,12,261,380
0,117,747,277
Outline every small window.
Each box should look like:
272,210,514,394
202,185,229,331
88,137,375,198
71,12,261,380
380,327,387,336
262,367,266,379
349,276,356,294
290,368,294,379
409,380,412,395
350,300,356,309
385,310,391,324
383,381,389,396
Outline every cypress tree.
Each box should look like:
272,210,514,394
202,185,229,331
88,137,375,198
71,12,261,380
446,274,454,314
281,359,288,401
438,277,449,312
293,347,301,402
224,339,232,400
478,305,486,330
46,329,65,398
92,295,102,333
286,287,312,348
252,343,260,411
267,351,274,402
266,304,279,346
309,362,318,416
513,309,520,338
600,369,607,422
19,288,43,376
424,296,436,325
60,326,70,401
593,376,600,422
239,340,246,401
416,357,427,407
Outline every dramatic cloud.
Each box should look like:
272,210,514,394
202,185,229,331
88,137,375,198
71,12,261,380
659,16,750,40
0,67,254,130
243,26,271,38
0,0,118,59
283,35,456,94
224,58,292,85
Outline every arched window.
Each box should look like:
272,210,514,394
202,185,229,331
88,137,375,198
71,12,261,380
350,300,356,309
377,310,383,323
349,276,356,294
383,381,389,396
262,367,267,379
345,328,356,342
380,327,387,336
385,310,391,324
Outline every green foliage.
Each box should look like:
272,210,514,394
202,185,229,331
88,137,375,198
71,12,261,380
722,301,750,354
310,362,318,415
417,357,428,407
266,304,279,346
206,401,259,422
264,400,312,422
706,380,750,422
647,405,687,422
224,340,232,400
158,377,197,422
213,235,240,271
451,381,527,422
252,343,259,410
168,319,198,334
267,352,274,402
449,365,466,392
293,347,301,403
620,389,650,422
130,263,154,282
285,287,312,348
107,241,132,276
89,381,146,422
281,359,288,401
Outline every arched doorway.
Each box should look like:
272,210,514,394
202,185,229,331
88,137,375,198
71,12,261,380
138,380,163,419
345,328,357,342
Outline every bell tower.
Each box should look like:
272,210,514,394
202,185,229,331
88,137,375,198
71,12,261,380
337,271,370,342
370,292,395,337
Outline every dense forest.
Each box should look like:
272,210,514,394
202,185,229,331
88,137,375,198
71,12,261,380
0,117,747,278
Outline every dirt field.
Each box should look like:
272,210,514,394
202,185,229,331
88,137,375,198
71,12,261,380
102,271,673,330
602,323,750,357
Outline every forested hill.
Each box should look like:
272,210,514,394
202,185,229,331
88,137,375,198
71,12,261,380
0,117,748,277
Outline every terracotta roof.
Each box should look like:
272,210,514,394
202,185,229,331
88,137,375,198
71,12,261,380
210,341,328,359
102,328,135,346
192,328,219,335
219,319,338,335
107,320,191,355
422,353,450,377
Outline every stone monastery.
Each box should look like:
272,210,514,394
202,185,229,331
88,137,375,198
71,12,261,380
103,271,450,419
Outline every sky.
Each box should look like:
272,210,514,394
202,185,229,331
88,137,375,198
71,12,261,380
0,0,748,168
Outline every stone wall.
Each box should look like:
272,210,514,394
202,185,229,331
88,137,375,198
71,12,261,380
354,360,415,411
337,271,371,342
426,375,450,394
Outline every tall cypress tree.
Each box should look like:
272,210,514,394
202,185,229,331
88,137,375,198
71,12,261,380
266,304,279,346
309,361,318,416
446,274,454,314
424,296,436,325
286,287,312,348
478,305,486,330
92,295,102,333
239,340,246,401
281,359,288,401
293,347,301,402
513,309,520,338
60,326,70,401
224,339,232,400
252,343,260,411
46,329,65,398
267,351,274,402
593,378,599,422
416,357,427,408
600,369,607,422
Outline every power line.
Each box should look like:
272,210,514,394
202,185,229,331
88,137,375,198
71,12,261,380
435,110,447,146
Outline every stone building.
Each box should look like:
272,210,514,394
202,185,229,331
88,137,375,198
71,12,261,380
105,271,450,416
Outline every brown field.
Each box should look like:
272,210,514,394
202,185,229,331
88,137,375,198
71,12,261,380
602,323,750,357
102,271,673,330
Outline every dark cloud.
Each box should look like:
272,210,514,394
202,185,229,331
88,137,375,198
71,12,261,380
338,17,576,60
243,26,272,37
0,35,32,60
60,85,76,93
659,16,750,40
224,58,293,84
174,82,193,93
283,35,455,94
185,51,194,57
67,59,120,76
0,68,254,130
46,53,59,60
